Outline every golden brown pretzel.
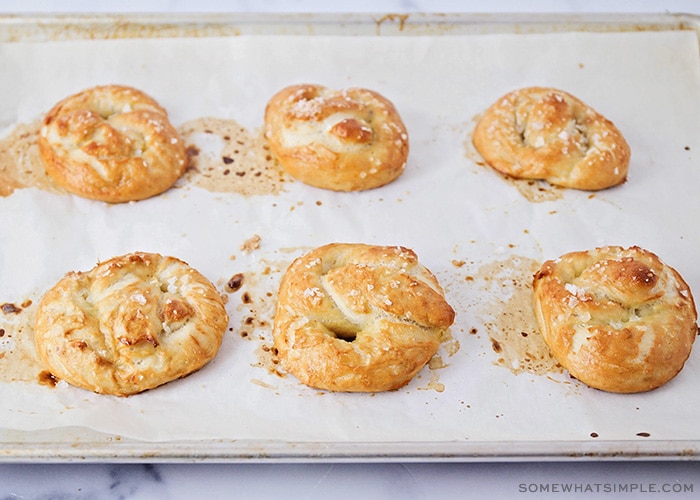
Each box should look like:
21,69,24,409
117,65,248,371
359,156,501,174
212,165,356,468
264,84,409,191
533,246,697,393
38,85,187,202
272,243,455,392
473,87,630,190
34,252,228,396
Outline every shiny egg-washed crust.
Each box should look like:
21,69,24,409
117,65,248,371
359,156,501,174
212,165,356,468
264,84,409,191
38,85,187,203
34,252,228,396
473,87,630,190
272,243,455,392
533,246,697,393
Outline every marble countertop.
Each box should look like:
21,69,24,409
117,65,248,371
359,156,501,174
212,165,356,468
1,1,700,498
1,461,699,499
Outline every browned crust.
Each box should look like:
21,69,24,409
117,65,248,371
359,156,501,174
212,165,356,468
38,85,187,203
473,87,630,190
34,252,228,396
264,84,409,191
272,243,455,392
532,246,697,393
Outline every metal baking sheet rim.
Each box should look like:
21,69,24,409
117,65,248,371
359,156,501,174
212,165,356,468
1,11,699,463
0,11,698,40
0,437,697,463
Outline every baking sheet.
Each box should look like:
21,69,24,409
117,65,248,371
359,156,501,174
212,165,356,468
1,13,700,461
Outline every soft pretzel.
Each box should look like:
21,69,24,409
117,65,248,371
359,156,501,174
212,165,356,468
473,87,630,190
533,246,697,393
34,252,228,396
264,84,409,191
38,85,187,202
272,243,455,392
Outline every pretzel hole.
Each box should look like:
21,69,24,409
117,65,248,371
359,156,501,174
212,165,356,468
632,305,653,318
159,281,178,294
326,325,358,343
98,109,117,120
335,332,357,342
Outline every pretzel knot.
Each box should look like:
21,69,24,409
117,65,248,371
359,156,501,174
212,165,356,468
34,252,228,396
273,243,455,392
533,246,697,393
264,84,409,191
38,85,187,202
473,87,630,190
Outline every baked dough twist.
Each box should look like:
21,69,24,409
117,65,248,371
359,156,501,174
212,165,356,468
264,84,409,191
38,85,187,203
272,243,455,392
473,87,630,190
533,246,697,393
34,252,228,396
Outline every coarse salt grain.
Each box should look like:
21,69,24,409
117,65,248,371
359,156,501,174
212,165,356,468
564,283,586,297
291,98,322,119
305,258,321,269
303,287,323,302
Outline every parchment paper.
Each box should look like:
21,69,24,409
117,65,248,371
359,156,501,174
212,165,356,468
1,29,699,446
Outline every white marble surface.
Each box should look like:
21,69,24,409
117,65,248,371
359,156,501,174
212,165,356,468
2,1,700,499
0,461,698,499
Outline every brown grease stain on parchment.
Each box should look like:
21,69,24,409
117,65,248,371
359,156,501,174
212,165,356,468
177,117,293,197
463,117,564,203
415,328,460,393
219,249,293,387
473,255,562,376
0,119,66,197
0,117,292,199
0,298,49,385
224,247,459,394
504,177,564,203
